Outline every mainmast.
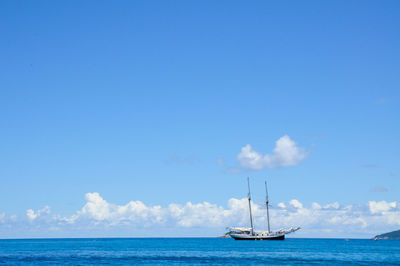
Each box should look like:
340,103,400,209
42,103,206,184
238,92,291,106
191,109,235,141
265,181,271,234
247,177,254,236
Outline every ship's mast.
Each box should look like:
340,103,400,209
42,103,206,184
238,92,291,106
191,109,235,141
265,181,271,234
247,177,254,236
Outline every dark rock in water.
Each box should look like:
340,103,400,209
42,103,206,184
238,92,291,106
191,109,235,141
373,229,400,240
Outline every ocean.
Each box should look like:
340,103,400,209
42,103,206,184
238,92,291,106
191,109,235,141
0,238,399,265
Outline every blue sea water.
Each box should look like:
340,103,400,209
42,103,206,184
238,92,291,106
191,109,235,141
0,238,399,265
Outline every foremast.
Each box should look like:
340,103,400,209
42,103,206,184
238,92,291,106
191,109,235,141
265,181,271,234
247,177,254,236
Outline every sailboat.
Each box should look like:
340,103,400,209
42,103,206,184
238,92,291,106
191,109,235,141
227,178,300,240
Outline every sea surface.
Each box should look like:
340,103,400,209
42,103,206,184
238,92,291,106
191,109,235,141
0,238,399,265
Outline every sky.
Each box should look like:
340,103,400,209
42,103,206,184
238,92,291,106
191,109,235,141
0,0,399,238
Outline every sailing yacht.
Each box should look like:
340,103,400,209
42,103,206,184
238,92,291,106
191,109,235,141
227,178,300,240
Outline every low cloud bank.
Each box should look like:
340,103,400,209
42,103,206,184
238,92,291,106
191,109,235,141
0,193,399,238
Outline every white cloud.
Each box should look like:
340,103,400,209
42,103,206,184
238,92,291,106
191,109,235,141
26,206,50,221
62,192,167,226
237,135,307,170
2,194,400,238
289,199,303,209
312,202,322,210
63,194,253,229
67,196,400,237
26,210,36,220
324,202,340,209
368,201,397,214
278,202,286,208
169,201,228,227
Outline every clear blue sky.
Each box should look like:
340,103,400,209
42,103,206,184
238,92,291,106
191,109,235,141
0,1,399,236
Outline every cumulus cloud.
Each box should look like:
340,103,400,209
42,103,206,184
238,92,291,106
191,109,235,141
289,199,303,209
311,202,322,210
237,135,307,170
368,201,397,214
63,196,400,237
324,202,340,209
60,192,166,226
26,206,50,221
1,193,400,238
